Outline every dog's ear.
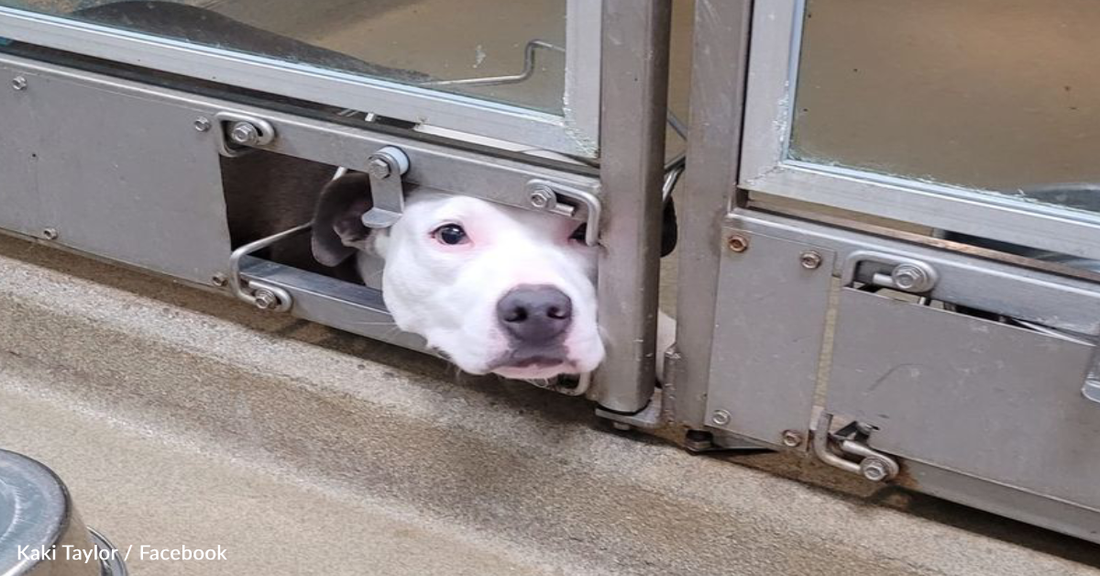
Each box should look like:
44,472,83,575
311,173,375,267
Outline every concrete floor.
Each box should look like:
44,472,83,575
2,234,1100,576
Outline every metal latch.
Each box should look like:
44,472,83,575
361,146,411,229
226,223,312,312
841,251,938,293
813,412,900,482
525,179,602,246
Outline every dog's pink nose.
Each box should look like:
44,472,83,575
497,285,573,344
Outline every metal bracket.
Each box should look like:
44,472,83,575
812,412,900,482
841,250,939,293
227,223,312,312
213,111,276,157
525,179,602,246
361,146,411,229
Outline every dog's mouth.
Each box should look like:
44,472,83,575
488,349,576,379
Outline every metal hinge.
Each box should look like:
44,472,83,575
812,412,900,482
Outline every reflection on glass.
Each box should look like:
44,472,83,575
4,0,567,113
791,0,1100,215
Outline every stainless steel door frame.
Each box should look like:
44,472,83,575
588,0,672,414
668,0,754,429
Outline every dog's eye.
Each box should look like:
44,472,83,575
433,224,469,246
569,223,587,243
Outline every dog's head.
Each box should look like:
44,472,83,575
311,174,604,379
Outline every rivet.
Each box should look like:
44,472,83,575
781,430,803,447
711,409,731,426
210,273,228,287
799,251,822,270
11,76,27,91
193,117,212,132
41,228,58,241
726,234,749,253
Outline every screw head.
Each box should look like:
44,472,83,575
891,264,931,292
726,234,749,253
229,121,260,146
211,273,228,287
528,187,554,209
711,409,731,426
781,430,803,447
193,117,212,132
41,228,58,241
799,251,822,270
367,157,392,180
860,458,890,482
12,76,27,91
253,290,279,310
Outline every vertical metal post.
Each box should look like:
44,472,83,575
591,0,672,413
670,0,753,427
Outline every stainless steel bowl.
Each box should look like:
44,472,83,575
0,449,126,576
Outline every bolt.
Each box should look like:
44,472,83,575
891,264,930,292
228,121,260,146
210,273,228,287
11,76,27,91
193,117,212,132
726,234,749,253
860,458,890,482
528,187,554,209
684,429,714,452
253,289,279,310
367,157,392,180
611,422,632,432
781,430,803,447
799,251,822,270
41,228,58,241
711,409,731,426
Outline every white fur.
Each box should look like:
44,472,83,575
361,191,606,379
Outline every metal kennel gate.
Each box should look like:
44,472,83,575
671,0,1100,544
1,0,1099,547
0,0,669,411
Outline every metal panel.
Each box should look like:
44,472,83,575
590,0,671,413
705,231,833,445
738,0,1100,260
732,211,1100,336
0,60,230,284
902,461,1100,544
828,289,1100,511
670,0,753,429
0,5,599,157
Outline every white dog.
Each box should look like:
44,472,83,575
311,174,606,380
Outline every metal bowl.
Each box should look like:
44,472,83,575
0,449,126,576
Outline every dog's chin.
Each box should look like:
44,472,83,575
492,363,577,380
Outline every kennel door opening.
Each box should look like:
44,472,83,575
0,0,601,156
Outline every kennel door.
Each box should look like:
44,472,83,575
0,0,602,156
